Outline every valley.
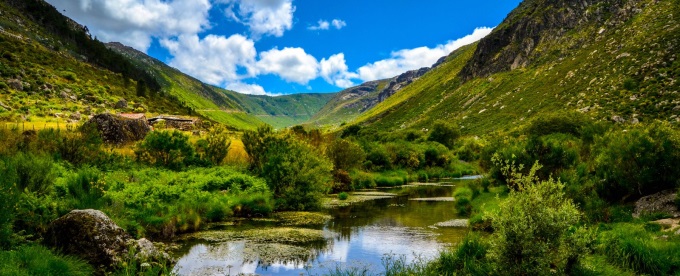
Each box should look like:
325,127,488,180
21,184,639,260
0,0,679,275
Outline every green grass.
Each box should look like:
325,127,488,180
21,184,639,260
0,245,93,276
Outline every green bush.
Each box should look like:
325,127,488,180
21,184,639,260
60,71,78,82
326,139,366,171
135,130,197,170
594,122,680,202
243,127,332,211
486,162,591,275
0,245,93,275
427,120,460,149
338,192,349,200
454,187,474,216
195,126,231,166
351,171,376,190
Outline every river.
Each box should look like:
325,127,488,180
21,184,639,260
171,180,471,275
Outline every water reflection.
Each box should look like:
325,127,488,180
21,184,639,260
173,183,469,275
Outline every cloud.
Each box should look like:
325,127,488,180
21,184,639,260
45,0,211,51
331,19,347,30
308,20,330,31
320,53,356,88
308,19,346,31
226,82,268,95
223,0,295,39
161,34,257,86
256,47,320,85
356,27,493,81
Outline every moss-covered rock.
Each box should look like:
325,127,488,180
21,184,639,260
44,209,132,268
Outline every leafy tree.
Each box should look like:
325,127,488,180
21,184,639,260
242,125,274,173
135,130,196,170
325,139,366,171
594,121,680,202
486,162,592,275
136,80,147,98
242,127,332,210
427,120,460,149
341,125,362,138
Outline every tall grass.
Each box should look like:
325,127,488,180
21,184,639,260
0,245,93,276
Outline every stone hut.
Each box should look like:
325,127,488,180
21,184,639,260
148,115,200,131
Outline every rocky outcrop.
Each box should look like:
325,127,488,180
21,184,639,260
87,113,151,144
44,209,132,268
45,210,170,269
376,67,430,104
459,0,644,80
633,190,680,218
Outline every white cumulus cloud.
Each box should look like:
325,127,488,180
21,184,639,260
356,27,493,81
320,53,356,88
308,19,346,31
331,19,347,30
256,47,320,85
45,0,211,51
308,20,330,31
223,0,295,39
161,34,258,86
226,82,268,95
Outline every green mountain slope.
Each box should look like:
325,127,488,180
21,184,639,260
107,43,335,130
0,0,189,123
309,66,436,128
351,0,679,135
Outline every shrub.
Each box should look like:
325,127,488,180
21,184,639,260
55,124,104,165
351,171,376,190
61,71,78,82
196,126,231,166
135,130,197,170
525,112,585,138
326,139,366,171
365,145,392,171
341,125,361,138
486,162,591,275
594,122,680,202
454,186,474,216
243,128,332,211
338,192,349,201
427,120,460,149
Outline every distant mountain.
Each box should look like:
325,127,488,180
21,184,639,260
309,64,437,127
346,0,679,134
107,42,335,129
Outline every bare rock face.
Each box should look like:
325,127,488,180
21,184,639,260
459,0,644,80
44,210,132,268
87,113,151,144
634,190,680,218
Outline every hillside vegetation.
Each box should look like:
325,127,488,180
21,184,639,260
344,0,678,134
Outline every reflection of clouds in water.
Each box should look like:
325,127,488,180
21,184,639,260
173,242,258,275
357,226,442,262
325,239,350,262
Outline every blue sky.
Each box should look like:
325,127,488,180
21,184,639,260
46,0,521,95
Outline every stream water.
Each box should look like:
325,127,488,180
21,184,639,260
172,181,471,275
